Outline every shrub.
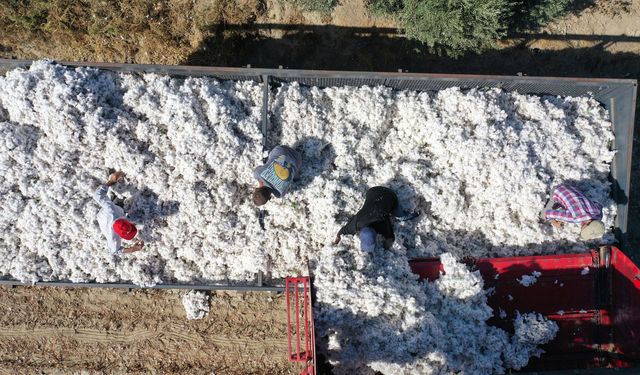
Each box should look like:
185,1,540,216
287,0,339,13
367,0,404,15
508,0,572,31
3,0,52,31
400,0,508,57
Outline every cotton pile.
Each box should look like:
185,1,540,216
0,60,266,285
267,82,616,264
314,240,559,374
0,61,616,283
182,290,210,320
518,270,542,287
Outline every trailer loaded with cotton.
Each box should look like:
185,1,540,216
0,60,638,374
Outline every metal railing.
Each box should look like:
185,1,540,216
286,277,316,375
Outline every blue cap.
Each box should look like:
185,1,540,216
359,227,376,253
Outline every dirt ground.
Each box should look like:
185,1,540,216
0,1,640,374
0,286,302,374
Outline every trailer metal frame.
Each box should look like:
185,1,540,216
0,279,284,292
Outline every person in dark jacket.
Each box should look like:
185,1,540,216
334,186,417,251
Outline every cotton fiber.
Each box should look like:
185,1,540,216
314,241,559,374
268,83,616,262
0,61,265,285
0,62,616,285
182,290,210,320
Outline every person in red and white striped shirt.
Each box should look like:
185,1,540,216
541,183,605,240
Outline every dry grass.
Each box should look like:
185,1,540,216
0,0,265,64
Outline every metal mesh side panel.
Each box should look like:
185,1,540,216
605,84,637,241
0,62,31,75
126,71,262,82
384,77,614,99
271,76,385,88
0,60,262,82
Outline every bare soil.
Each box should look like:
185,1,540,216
0,286,301,374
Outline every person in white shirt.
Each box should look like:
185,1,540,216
93,171,144,254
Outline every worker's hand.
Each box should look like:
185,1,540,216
107,171,125,186
551,220,564,229
333,235,341,245
124,241,144,254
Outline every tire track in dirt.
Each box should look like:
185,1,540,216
0,287,301,374
0,324,289,351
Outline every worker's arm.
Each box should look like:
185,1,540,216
93,185,112,207
572,212,597,224
377,217,395,249
334,216,358,245
338,216,358,236
105,233,124,255
545,209,575,223
93,171,125,207
123,241,144,254
333,234,341,245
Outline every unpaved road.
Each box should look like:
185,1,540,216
0,286,301,374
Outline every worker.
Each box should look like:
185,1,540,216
93,171,144,254
253,145,302,206
541,183,605,240
334,186,418,251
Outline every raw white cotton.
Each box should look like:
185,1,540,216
0,61,266,285
557,310,565,315
581,267,590,275
270,82,616,262
314,241,558,375
505,312,559,369
182,290,210,320
518,270,542,287
0,61,617,286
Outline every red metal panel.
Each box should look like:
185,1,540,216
286,277,316,375
478,252,599,316
408,247,640,371
410,253,600,315
524,312,607,370
408,257,442,281
610,247,640,359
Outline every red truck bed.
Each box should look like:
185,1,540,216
409,246,640,371
288,246,639,374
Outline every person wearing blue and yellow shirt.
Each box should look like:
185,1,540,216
252,145,302,206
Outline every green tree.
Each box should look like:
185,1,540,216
400,0,508,57
367,0,404,15
508,0,572,30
